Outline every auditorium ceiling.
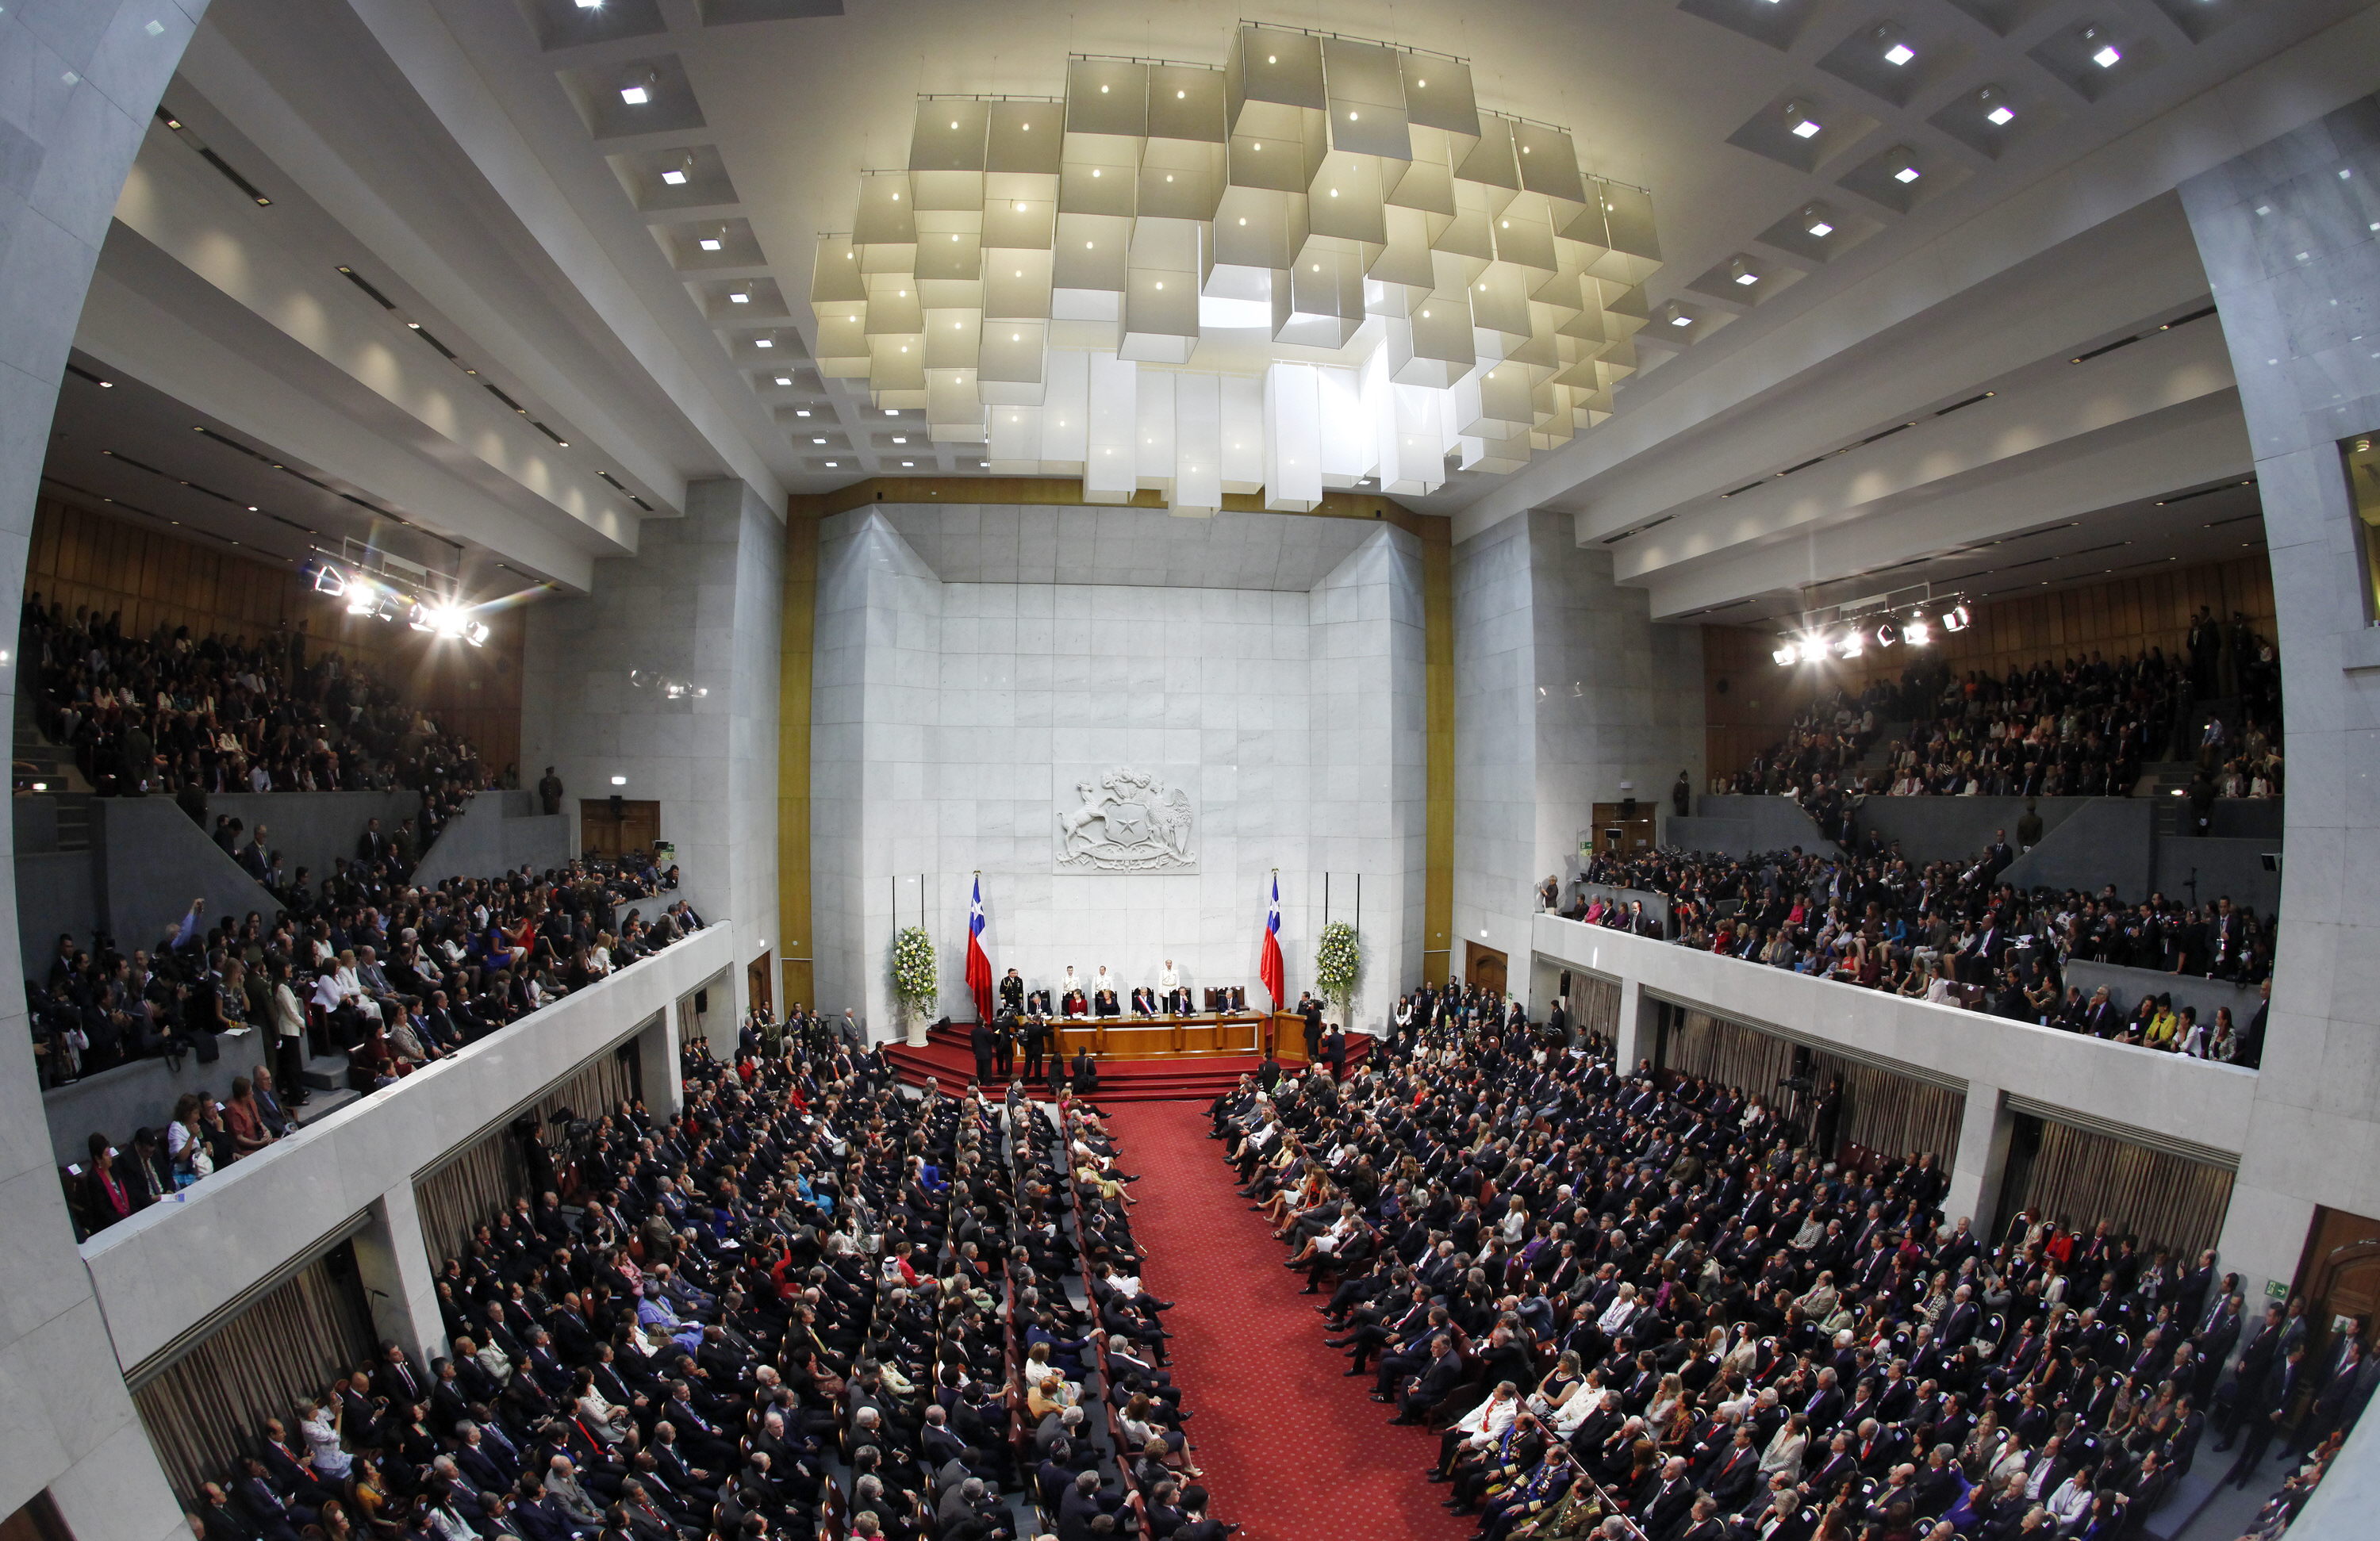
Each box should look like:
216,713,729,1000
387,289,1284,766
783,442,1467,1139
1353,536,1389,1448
56,0,2375,613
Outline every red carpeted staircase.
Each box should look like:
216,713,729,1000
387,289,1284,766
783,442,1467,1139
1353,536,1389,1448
881,1019,1371,1102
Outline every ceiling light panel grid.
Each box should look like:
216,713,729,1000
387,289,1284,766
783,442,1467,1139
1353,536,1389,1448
812,23,1661,509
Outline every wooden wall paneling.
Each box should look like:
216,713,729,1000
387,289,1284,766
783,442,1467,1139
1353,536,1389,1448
23,495,526,778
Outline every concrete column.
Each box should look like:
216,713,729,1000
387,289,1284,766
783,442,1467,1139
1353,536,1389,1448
1613,976,1659,1074
351,1184,447,1370
639,1007,684,1117
1944,1084,2015,1235
0,4,220,1531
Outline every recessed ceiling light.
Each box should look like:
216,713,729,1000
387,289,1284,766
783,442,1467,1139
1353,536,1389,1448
813,437,827,443
728,289,749,304
575,0,602,9
1667,303,1694,328
1802,203,1834,237
885,409,899,416
892,436,907,443
662,167,688,186
1884,41,1915,65
699,236,722,251
1730,257,1759,286
2092,42,2121,67
1785,101,1821,138
980,462,990,469
620,73,654,105
754,338,772,347
1979,88,2014,125
1893,161,1922,184
779,378,796,388
824,460,838,467
901,460,914,466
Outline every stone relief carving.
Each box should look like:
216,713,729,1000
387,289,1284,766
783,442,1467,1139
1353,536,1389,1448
1055,768,1196,872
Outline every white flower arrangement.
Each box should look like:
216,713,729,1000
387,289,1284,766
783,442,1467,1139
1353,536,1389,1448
889,926,937,1019
1315,921,1361,1026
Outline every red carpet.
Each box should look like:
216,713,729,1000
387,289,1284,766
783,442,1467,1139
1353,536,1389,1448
1101,1099,1471,1541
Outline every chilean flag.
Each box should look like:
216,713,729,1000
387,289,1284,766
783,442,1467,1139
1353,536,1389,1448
965,876,994,1023
1259,873,1285,1011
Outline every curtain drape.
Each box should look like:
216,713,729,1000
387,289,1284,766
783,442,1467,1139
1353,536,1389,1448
129,1244,375,1505
1572,976,1622,1045
2006,1118,2236,1263
1661,1010,1966,1166
412,1044,641,1266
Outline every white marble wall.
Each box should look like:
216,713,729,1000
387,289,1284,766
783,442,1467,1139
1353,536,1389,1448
1454,510,1705,1006
2182,94,2380,1309
1308,527,1429,1028
0,4,216,1534
811,504,1428,1037
521,480,783,977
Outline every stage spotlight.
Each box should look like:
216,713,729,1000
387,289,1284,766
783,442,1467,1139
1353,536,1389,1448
464,621,489,647
1773,645,1797,666
309,562,347,598
1905,612,1932,646
344,578,377,616
1943,604,1971,632
1837,630,1864,658
1875,620,1899,647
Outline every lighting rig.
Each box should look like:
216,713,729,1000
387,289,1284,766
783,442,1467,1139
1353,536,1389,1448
1771,588,1969,667
301,546,489,646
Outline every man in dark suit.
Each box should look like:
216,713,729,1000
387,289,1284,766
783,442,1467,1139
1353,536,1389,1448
1638,1457,1696,1541
969,1018,994,1083
2216,1304,2284,1447
1299,993,1324,1061
2224,1344,2305,1486
1392,1334,1465,1425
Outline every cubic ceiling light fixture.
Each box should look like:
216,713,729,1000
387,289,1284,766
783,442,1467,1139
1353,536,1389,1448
1729,257,1759,286
661,155,693,186
1666,302,1695,327
1979,87,2015,125
1891,150,1922,183
1785,100,1823,138
813,24,1660,510
620,71,656,106
2082,27,2121,67
1802,203,1835,237
1879,28,1916,66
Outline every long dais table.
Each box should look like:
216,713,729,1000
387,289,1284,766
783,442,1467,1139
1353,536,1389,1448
1048,1011,1311,1061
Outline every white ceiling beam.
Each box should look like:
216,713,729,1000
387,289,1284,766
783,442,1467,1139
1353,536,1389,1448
1449,0,2380,546
175,17,695,519
319,0,791,510
78,266,601,593
109,143,639,560
1616,317,2240,585
1638,394,2251,619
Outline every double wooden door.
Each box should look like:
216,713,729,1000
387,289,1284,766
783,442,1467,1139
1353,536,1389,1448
579,798,659,859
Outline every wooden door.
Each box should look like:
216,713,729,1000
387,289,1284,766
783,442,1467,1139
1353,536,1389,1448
747,949,774,1017
579,798,661,859
1591,802,1657,856
2293,1206,2380,1355
1465,941,1508,995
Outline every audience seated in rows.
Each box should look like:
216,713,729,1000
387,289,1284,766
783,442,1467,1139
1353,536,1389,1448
58,858,704,1240
1210,1000,2373,1541
1721,623,2282,810
1565,841,2271,1064
20,594,494,797
155,1024,1224,1541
